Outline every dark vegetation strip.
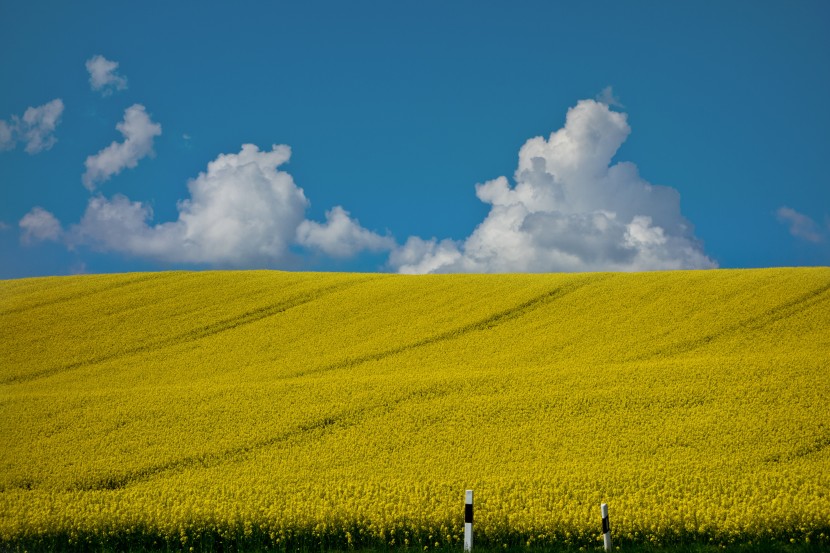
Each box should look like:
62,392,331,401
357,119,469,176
765,432,830,464
2,276,386,385
294,276,604,380
67,382,452,491
3,527,827,553
630,279,830,362
71,411,351,491
0,272,171,316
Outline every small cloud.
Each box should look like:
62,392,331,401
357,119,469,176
20,99,65,154
776,206,824,243
297,206,394,257
596,86,624,108
182,133,191,141
0,99,64,154
0,221,11,231
82,104,162,190
19,207,63,244
86,55,128,96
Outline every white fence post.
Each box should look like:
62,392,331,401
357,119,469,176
601,503,611,551
464,490,474,552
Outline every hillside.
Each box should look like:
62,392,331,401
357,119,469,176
1,268,829,550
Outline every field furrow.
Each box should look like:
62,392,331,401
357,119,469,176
302,276,600,378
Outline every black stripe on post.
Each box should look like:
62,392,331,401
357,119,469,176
465,503,473,524
600,503,611,552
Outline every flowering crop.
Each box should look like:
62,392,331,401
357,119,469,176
1,268,828,550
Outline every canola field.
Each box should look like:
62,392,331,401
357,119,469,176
1,268,829,551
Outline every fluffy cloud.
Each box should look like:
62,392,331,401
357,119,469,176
19,207,63,244
297,206,394,257
69,144,307,264
85,55,128,96
82,104,162,190
0,99,64,154
776,206,824,243
22,144,385,266
391,99,716,273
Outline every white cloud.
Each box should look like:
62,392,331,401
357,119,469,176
776,206,824,243
82,104,162,190
0,99,64,154
27,143,394,267
85,55,128,96
297,206,394,257
19,207,63,244
391,98,716,273
70,144,307,265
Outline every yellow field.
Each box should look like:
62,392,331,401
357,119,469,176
1,268,829,550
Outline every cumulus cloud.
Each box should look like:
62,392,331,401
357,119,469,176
82,104,161,190
0,99,64,154
69,144,306,264
776,206,824,243
297,206,394,257
86,55,128,96
31,143,384,266
391,99,716,273
19,207,63,244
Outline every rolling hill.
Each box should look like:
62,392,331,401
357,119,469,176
1,268,829,550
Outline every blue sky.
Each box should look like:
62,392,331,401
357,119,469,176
1,1,828,278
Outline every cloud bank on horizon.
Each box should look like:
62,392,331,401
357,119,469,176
16,56,723,273
20,100,718,272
